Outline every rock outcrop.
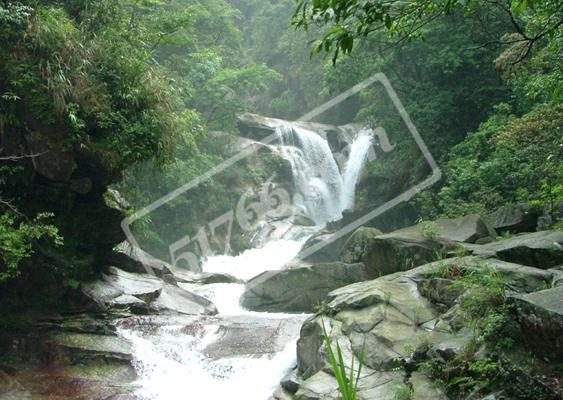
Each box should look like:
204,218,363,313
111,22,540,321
509,286,563,361
241,262,369,313
80,266,217,316
484,203,541,233
288,256,563,399
465,230,563,268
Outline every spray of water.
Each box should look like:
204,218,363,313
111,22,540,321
277,124,372,225
118,122,373,400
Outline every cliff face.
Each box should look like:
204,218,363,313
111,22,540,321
0,110,125,303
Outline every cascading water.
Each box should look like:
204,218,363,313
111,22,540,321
117,122,373,400
340,127,374,211
277,124,373,225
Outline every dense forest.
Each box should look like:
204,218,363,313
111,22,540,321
0,0,561,399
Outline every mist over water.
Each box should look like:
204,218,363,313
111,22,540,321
118,122,373,400
277,124,373,225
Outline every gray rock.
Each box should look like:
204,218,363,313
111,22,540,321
509,286,563,361
299,232,350,263
80,267,164,312
417,278,461,308
150,284,218,316
428,329,474,362
434,214,497,243
295,275,439,382
293,215,316,227
48,332,133,364
484,203,540,233
465,230,563,268
241,262,369,313
166,268,242,285
272,387,297,400
203,315,305,359
295,369,405,400
413,256,558,293
294,370,340,400
291,254,563,400
113,241,173,276
409,372,448,400
281,369,302,394
357,227,457,278
108,294,148,313
102,266,163,302
475,236,495,245
340,227,383,264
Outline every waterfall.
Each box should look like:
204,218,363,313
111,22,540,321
276,124,373,225
340,127,374,210
117,122,373,400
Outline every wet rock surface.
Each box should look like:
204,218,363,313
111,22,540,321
3,210,563,399
241,262,369,313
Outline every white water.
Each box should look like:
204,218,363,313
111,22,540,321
202,239,303,281
119,325,300,400
118,122,373,400
340,127,374,210
277,125,373,225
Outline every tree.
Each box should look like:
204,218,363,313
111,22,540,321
292,0,563,64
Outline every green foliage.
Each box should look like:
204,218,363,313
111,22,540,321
321,319,365,400
393,384,413,400
0,211,62,282
419,220,441,239
416,260,560,399
429,104,562,217
292,0,562,66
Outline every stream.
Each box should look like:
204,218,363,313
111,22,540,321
115,123,373,400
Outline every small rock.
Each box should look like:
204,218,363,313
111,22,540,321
410,372,448,400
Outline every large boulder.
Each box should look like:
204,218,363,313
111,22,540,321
416,256,562,295
110,241,173,276
80,266,217,316
349,226,457,278
294,370,404,400
203,315,307,359
509,286,563,361
484,203,541,233
465,230,563,268
47,332,133,364
433,214,496,243
297,276,438,379
409,372,448,400
336,215,495,279
241,262,369,313
80,266,163,312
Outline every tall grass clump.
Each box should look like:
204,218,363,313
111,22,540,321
321,319,365,400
